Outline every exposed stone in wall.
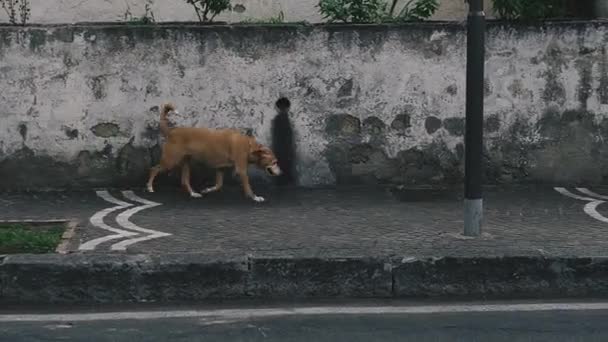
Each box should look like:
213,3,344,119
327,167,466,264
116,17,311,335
1,22,607,190
326,114,361,136
362,116,386,135
443,118,465,136
424,117,442,135
91,123,120,138
484,114,501,133
390,114,411,131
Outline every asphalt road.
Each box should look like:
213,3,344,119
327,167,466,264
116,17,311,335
1,301,608,342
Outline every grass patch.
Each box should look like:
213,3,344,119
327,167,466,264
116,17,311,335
0,223,65,254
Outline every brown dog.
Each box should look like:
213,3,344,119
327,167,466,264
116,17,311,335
146,103,282,202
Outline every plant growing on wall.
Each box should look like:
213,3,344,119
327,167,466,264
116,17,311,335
388,0,439,21
184,0,231,22
1,0,30,25
317,0,386,23
317,0,439,23
491,0,568,20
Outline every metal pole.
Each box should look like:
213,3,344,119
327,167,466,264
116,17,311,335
464,0,485,237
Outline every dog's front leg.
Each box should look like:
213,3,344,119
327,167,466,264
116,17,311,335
236,169,264,203
181,163,202,198
201,170,224,194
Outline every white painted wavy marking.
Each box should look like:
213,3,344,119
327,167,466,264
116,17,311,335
79,191,138,251
577,188,608,200
553,187,596,201
554,187,608,224
584,201,608,224
110,191,170,251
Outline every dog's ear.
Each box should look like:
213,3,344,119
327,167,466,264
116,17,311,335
252,145,265,156
251,143,270,157
248,139,262,153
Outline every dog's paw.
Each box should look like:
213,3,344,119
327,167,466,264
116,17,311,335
190,192,203,198
252,195,265,203
146,186,155,193
201,187,216,194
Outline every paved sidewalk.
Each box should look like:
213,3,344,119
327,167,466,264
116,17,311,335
4,184,608,303
2,185,607,258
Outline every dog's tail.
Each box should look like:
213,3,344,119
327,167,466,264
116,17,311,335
159,103,176,137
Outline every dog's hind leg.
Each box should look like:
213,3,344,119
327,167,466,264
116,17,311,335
201,170,224,194
146,144,184,193
146,165,162,193
181,162,202,198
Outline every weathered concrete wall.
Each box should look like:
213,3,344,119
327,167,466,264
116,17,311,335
13,0,495,24
1,22,608,190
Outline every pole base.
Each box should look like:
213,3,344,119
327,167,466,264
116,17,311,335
464,198,482,237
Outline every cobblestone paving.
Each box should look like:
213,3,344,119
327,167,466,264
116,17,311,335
2,185,608,258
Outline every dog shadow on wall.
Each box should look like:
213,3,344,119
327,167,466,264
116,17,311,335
271,97,297,187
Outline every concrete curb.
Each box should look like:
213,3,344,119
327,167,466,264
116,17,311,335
1,254,608,303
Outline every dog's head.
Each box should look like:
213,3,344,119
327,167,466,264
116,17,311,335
250,143,282,176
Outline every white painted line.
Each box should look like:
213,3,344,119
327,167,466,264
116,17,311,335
79,191,138,251
554,187,597,201
554,187,608,225
584,201,608,224
2,302,608,322
110,191,170,251
577,188,608,200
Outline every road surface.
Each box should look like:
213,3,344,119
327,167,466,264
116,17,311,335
1,300,608,341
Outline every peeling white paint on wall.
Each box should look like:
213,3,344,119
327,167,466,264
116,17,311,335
0,22,607,189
